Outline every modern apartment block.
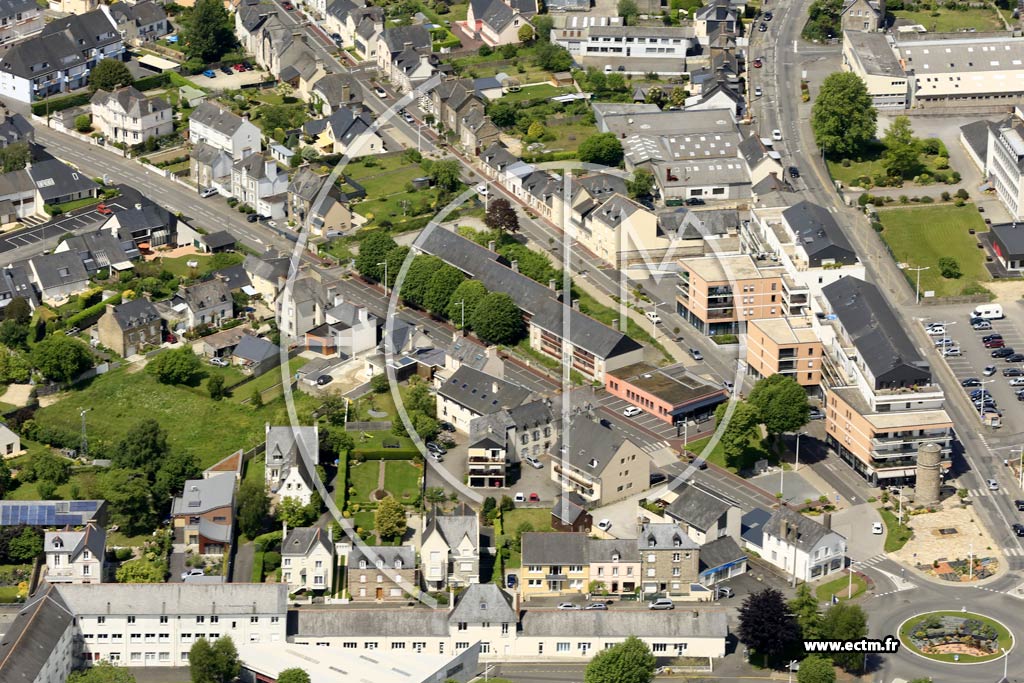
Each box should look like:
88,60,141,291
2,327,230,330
675,254,790,335
746,316,823,388
815,277,953,485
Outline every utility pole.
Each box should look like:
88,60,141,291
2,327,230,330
79,408,91,459
905,266,930,304
455,299,466,337
377,261,388,297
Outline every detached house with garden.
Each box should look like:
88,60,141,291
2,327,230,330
265,423,319,505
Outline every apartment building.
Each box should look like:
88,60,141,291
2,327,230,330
841,32,909,109
556,24,695,60
815,277,953,485
550,416,650,506
606,362,728,426
281,525,334,593
587,539,640,596
0,0,42,47
437,365,531,433
520,532,589,599
346,545,417,601
746,316,823,388
753,508,847,583
959,108,1024,220
676,254,789,336
638,523,700,598
43,523,106,584
467,397,558,489
170,475,234,555
188,102,261,161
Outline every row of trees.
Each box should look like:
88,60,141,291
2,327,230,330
355,231,527,345
715,374,811,467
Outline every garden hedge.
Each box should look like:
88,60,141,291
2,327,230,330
352,448,419,461
65,294,122,330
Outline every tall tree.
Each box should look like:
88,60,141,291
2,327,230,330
747,374,810,440
8,526,42,562
31,335,92,383
0,457,10,498
375,495,407,540
400,255,444,308
99,469,156,535
147,347,203,385
237,479,270,538
115,558,165,583
355,232,398,282
797,655,836,683
69,663,137,683
0,142,29,173
714,401,760,467
423,265,466,317
114,419,170,477
207,374,225,400
383,245,410,289
89,59,133,92
446,280,488,329
4,296,31,324
469,292,525,345
275,496,316,527
579,133,625,167
801,0,842,41
788,582,823,640
583,636,657,683
820,603,868,671
532,15,553,42
484,197,520,234
182,0,236,63
882,115,920,179
736,588,800,666
617,0,639,25
153,450,202,509
810,72,877,157
188,638,218,683
277,670,311,683
429,159,462,193
211,636,241,682
627,168,657,199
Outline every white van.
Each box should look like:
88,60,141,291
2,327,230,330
972,304,1004,320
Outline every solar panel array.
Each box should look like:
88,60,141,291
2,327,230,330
0,501,100,526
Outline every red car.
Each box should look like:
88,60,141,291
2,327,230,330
752,58,763,68
282,1,294,8
528,493,540,502
233,63,245,72
96,203,112,215
986,339,1006,349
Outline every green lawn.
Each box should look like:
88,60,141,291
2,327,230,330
228,356,305,404
498,84,575,104
877,204,991,298
53,196,102,213
538,118,599,155
33,363,320,468
687,431,774,474
155,254,216,278
348,460,380,503
383,460,421,502
891,7,1003,32
879,507,913,552
815,572,867,603
352,510,375,534
899,611,1013,663
826,142,951,186
0,585,23,602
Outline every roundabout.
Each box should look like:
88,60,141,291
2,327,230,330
897,611,1013,664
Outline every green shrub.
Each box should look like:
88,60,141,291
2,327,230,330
253,529,283,552
263,551,281,572
66,293,122,330
920,196,934,204
352,448,419,461
133,73,171,91
31,92,92,116
114,547,133,562
871,221,884,233
251,551,264,582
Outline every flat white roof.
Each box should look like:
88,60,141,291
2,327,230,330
137,54,180,72
237,642,468,683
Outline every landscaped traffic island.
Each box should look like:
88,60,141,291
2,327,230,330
899,611,1013,663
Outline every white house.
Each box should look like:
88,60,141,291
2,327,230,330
188,101,261,161
0,0,42,47
281,524,334,593
43,523,106,584
265,423,318,505
751,507,847,583
0,422,20,456
90,86,173,146
420,504,480,590
176,279,232,330
230,154,288,219
436,366,531,433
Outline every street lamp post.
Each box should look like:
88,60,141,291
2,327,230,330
906,266,930,304
455,299,466,336
848,561,857,599
377,261,388,298
898,486,904,526
795,432,803,472
969,543,974,581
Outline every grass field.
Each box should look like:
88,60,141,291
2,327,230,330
499,84,574,104
155,253,244,279
815,572,867,602
383,460,421,502
891,7,1003,32
499,508,553,568
348,460,380,502
0,585,23,602
686,431,773,474
879,507,913,552
826,142,951,186
352,510,375,533
346,155,447,228
34,364,320,468
899,611,1013,662
228,356,306,404
877,204,991,298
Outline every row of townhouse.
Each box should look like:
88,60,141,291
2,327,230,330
0,8,124,103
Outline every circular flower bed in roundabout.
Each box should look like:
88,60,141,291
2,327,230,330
898,611,1013,664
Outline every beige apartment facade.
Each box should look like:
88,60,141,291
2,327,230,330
676,255,787,336
746,317,823,388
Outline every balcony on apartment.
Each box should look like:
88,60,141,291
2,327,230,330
871,429,952,451
468,453,506,465
781,274,808,306
467,465,505,477
706,308,736,320
553,464,596,496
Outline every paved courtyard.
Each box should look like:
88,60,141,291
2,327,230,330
891,500,1004,581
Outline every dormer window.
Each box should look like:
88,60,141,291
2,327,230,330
359,560,367,569
648,537,655,547
394,559,403,569
52,537,63,549
376,560,383,569
611,553,619,562
673,538,681,547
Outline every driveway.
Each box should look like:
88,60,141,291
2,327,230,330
231,541,255,583
830,502,884,562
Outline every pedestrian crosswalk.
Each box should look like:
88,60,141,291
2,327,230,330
858,554,886,568
1004,547,1024,557
641,440,670,454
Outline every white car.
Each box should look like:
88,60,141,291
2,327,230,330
623,405,643,417
984,365,998,376
771,129,783,141
596,519,612,531
645,311,661,324
754,86,762,97
199,187,218,198
181,568,205,580
926,325,946,336
514,492,526,502
871,522,883,535
943,347,961,357
476,184,489,196
557,602,581,610
988,479,1000,491
1009,378,1024,387
374,86,387,98
525,455,543,469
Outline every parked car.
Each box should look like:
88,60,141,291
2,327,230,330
973,320,993,330
1015,500,1024,511
984,365,998,376
514,492,525,502
426,441,447,455
752,58,763,68
202,69,216,78
596,519,612,531
428,451,444,463
1014,523,1024,537
209,357,229,367
506,574,517,588
282,1,294,8
715,586,735,599
992,347,1015,358
986,339,1007,349
199,186,218,198
649,598,675,610
585,602,608,610
1005,368,1024,377
623,405,643,417
961,377,981,387
439,420,456,432
525,455,543,469
983,333,1004,342
758,22,767,31
764,10,773,19
771,129,782,141
754,86,762,97
529,493,540,502
645,310,662,324
315,374,333,386
1007,354,1024,363
246,213,259,222
970,317,987,326
233,63,245,72
558,602,581,610
872,521,883,535
96,203,113,215
689,348,704,361
649,472,668,486
684,197,705,206
475,184,489,196
220,66,232,75
943,346,961,357
1010,378,1024,387
926,325,945,336
788,166,800,179
331,32,343,43
933,337,954,347
181,568,205,580
809,408,825,420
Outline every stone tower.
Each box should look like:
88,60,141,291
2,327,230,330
915,442,942,507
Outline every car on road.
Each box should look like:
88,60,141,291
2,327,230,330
772,129,783,141
645,310,661,324
529,493,540,502
426,442,447,455
754,86,762,97
872,521,884,535
525,455,543,469
514,492,525,502
374,86,388,98
715,586,735,599
984,365,998,376
1006,368,1024,377
475,184,489,196
764,10,773,19
506,573,517,588
689,348,704,361
282,1,294,8
992,347,1015,358
1016,500,1024,511
596,519,612,531
649,472,668,486
623,405,643,417
315,374,333,386
199,186,218,198
788,166,800,179
649,598,675,610
752,58,763,68
1014,523,1024,537
685,197,705,206
202,69,216,78
402,111,415,123
181,568,205,580
758,22,767,31
246,213,259,222
209,357,229,367
961,377,981,387
988,479,1000,491
585,602,608,610
331,32,343,43
558,602,581,610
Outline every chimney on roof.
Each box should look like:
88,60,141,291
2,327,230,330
341,82,351,103
492,381,499,394
283,521,288,540
572,299,579,311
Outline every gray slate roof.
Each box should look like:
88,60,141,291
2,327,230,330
30,251,88,290
638,522,699,551
551,491,588,525
91,86,170,119
109,297,160,330
698,536,745,572
438,365,531,416
171,475,235,516
0,585,74,683
782,200,857,266
471,0,516,32
960,119,996,168
586,538,639,562
521,531,587,565
449,583,516,624
189,102,249,137
294,607,451,637
765,506,841,553
44,523,105,563
282,526,332,557
553,416,626,477
348,544,415,568
28,159,98,203
380,24,430,54
233,334,279,363
181,279,231,311
664,483,733,531
425,505,479,550
521,608,728,638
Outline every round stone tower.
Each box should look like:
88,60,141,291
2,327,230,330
915,442,942,507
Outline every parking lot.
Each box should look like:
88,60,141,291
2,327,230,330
923,307,1024,433
590,388,714,445
0,196,136,253
425,436,560,504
